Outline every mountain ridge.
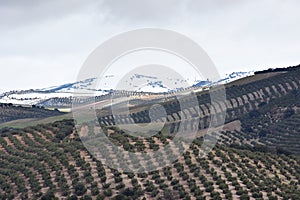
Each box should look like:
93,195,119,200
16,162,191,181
0,71,254,106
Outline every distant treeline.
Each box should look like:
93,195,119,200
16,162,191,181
254,64,300,75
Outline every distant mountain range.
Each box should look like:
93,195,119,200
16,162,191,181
0,71,254,106
0,78,110,105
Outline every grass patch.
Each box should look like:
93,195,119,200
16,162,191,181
0,113,73,129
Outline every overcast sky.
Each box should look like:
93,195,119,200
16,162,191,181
1,0,299,91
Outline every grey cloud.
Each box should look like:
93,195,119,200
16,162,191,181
0,0,99,31
98,0,246,24
99,0,186,23
0,0,299,91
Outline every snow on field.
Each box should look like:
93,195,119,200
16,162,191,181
0,92,73,105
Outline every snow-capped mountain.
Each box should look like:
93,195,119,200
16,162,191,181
39,78,95,93
0,78,109,106
126,74,170,93
192,80,212,87
0,71,254,106
192,71,255,87
216,71,255,84
128,73,192,93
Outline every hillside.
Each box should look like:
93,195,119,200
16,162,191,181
97,65,300,155
0,120,299,199
0,103,64,124
0,65,300,199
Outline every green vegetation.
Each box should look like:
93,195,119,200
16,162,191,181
0,120,299,199
0,103,64,124
0,65,300,199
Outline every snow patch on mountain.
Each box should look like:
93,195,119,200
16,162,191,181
192,71,255,87
135,81,170,93
0,92,73,105
217,71,255,84
0,78,109,106
38,78,97,93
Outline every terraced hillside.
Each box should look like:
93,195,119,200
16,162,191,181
0,120,299,199
221,92,300,155
99,68,300,127
97,66,300,157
